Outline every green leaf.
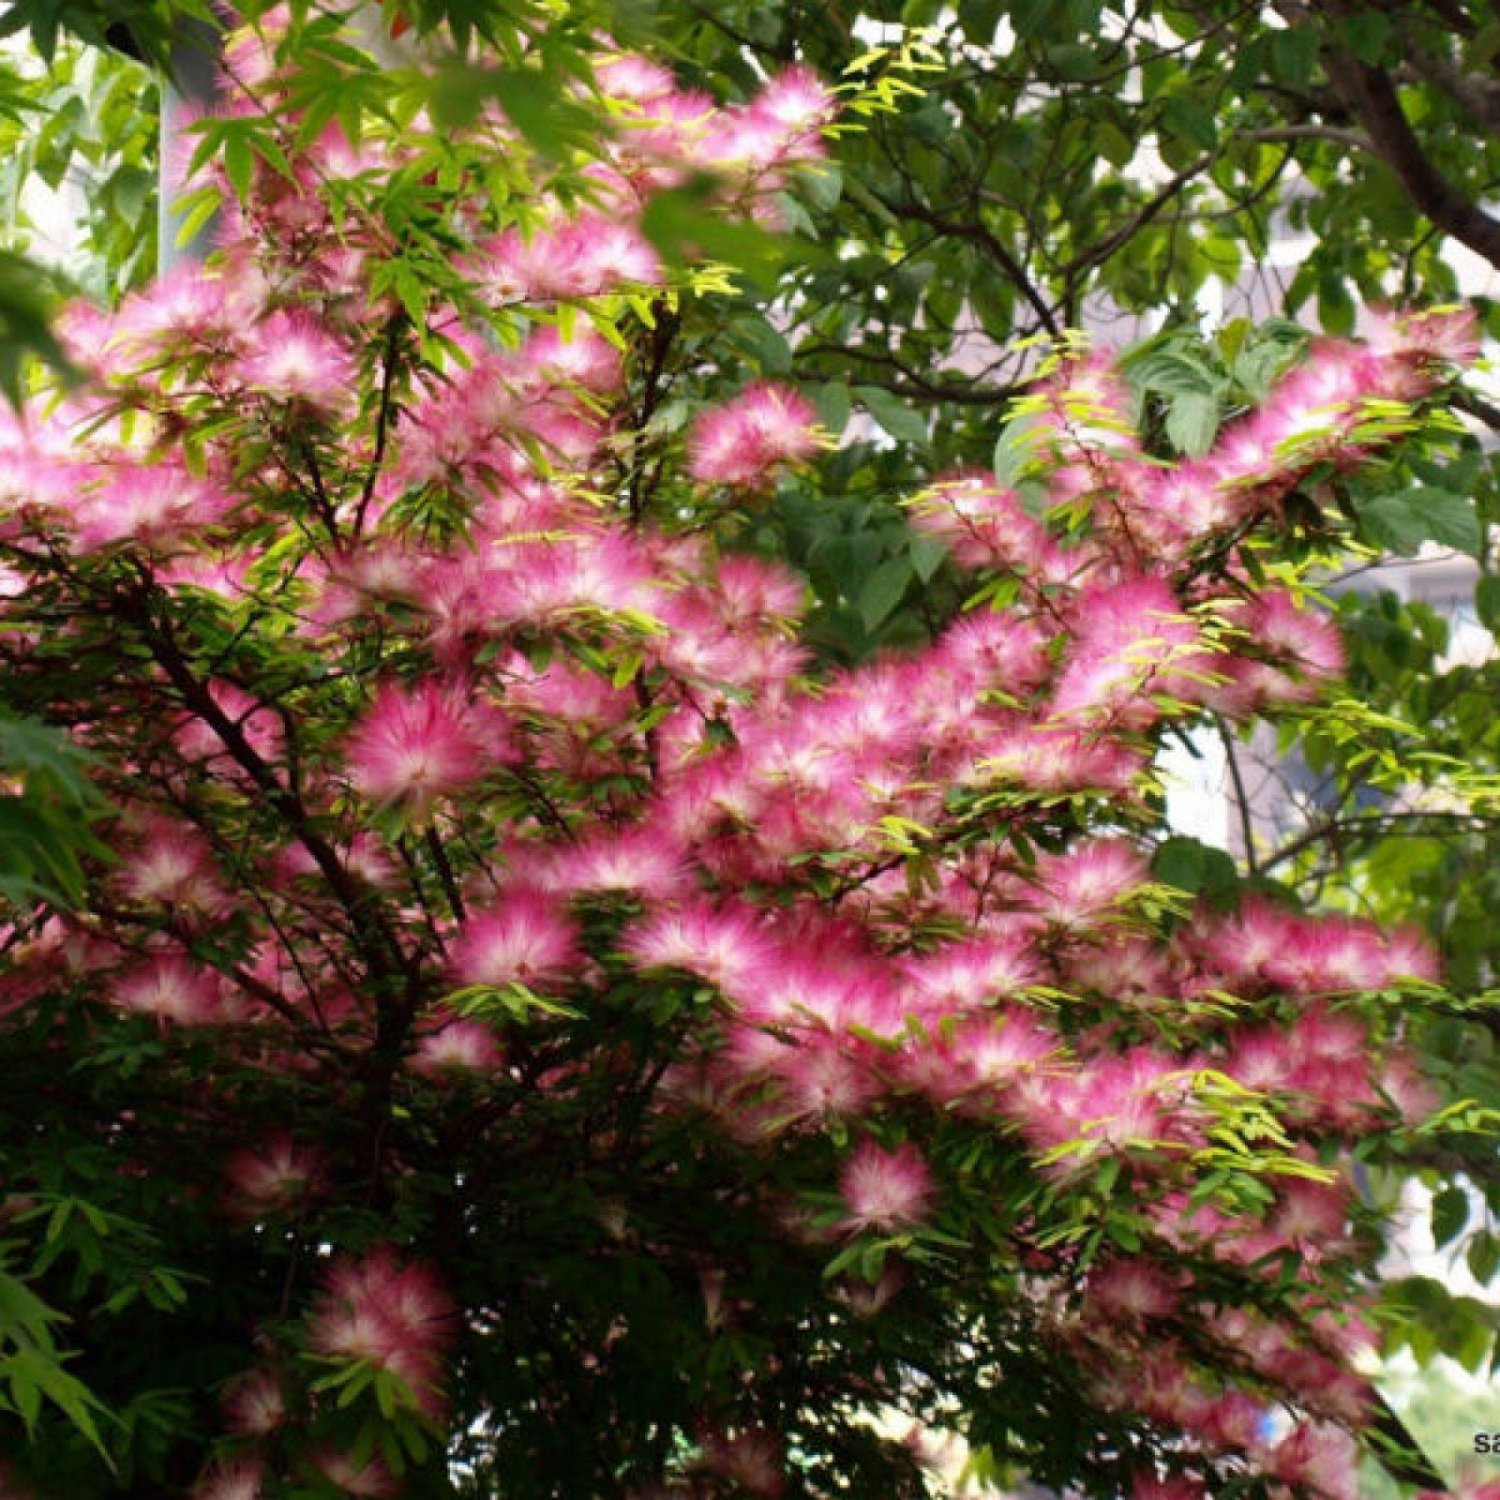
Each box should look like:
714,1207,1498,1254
857,555,912,632
1477,574,1500,632
1165,391,1219,456
1432,1184,1469,1248
1360,487,1482,558
810,382,851,435
1161,94,1217,151
856,385,928,447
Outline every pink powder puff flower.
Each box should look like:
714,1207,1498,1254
1238,589,1346,678
902,935,1043,1015
116,956,225,1025
621,899,776,1002
109,261,265,353
928,610,1051,698
222,1366,286,1435
1132,1477,1207,1500
310,1451,400,1499
190,1459,266,1500
74,465,235,553
749,65,837,139
450,888,580,991
1262,916,1388,994
344,680,503,816
697,1426,787,1498
756,1033,884,1122
1378,925,1442,986
1269,1420,1359,1500
224,1134,325,1219
595,53,679,107
1377,1050,1440,1124
240,308,356,412
906,473,1072,579
307,1249,453,1420
687,383,822,487
1087,1259,1182,1323
119,816,226,914
1034,839,1151,926
519,324,623,392
411,1016,506,1076
838,1139,935,1233
1268,1177,1351,1249
548,826,692,901
1050,577,1214,728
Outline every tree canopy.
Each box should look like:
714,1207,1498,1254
1,4,1500,1498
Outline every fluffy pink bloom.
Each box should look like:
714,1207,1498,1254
116,957,226,1025
547,826,691,900
697,1427,787,1498
411,1016,506,1076
902,935,1042,1014
224,1134,325,1218
307,1249,453,1420
1087,1259,1181,1323
1034,839,1151,925
240,308,356,410
191,1460,266,1500
450,888,580,991
344,680,502,814
74,465,235,552
119,816,226,914
1132,1477,1207,1500
688,383,821,487
906,473,1064,577
1269,1420,1359,1500
310,1451,399,1499
1051,577,1214,728
749,66,837,139
622,900,776,1001
222,1367,286,1435
838,1140,935,1233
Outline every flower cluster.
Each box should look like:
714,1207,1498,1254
0,11,1476,1500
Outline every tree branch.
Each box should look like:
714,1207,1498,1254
1315,34,1500,268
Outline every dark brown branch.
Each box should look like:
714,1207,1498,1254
355,316,405,539
883,193,1061,338
1316,35,1500,268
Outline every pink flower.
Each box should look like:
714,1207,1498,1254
697,1426,787,1498
451,888,580,991
1132,1477,1207,1500
119,816,226,914
310,1451,399,1499
838,1140,935,1233
307,1249,453,1420
622,900,776,1001
222,1367,286,1435
243,307,357,411
224,1134,324,1219
74,465,234,552
345,680,503,815
190,1460,266,1500
688,383,821,487
411,1016,506,1076
116,957,226,1025
1269,1420,1359,1500
1088,1259,1181,1323
1050,577,1214,728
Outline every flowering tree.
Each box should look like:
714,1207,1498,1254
0,11,1485,1499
